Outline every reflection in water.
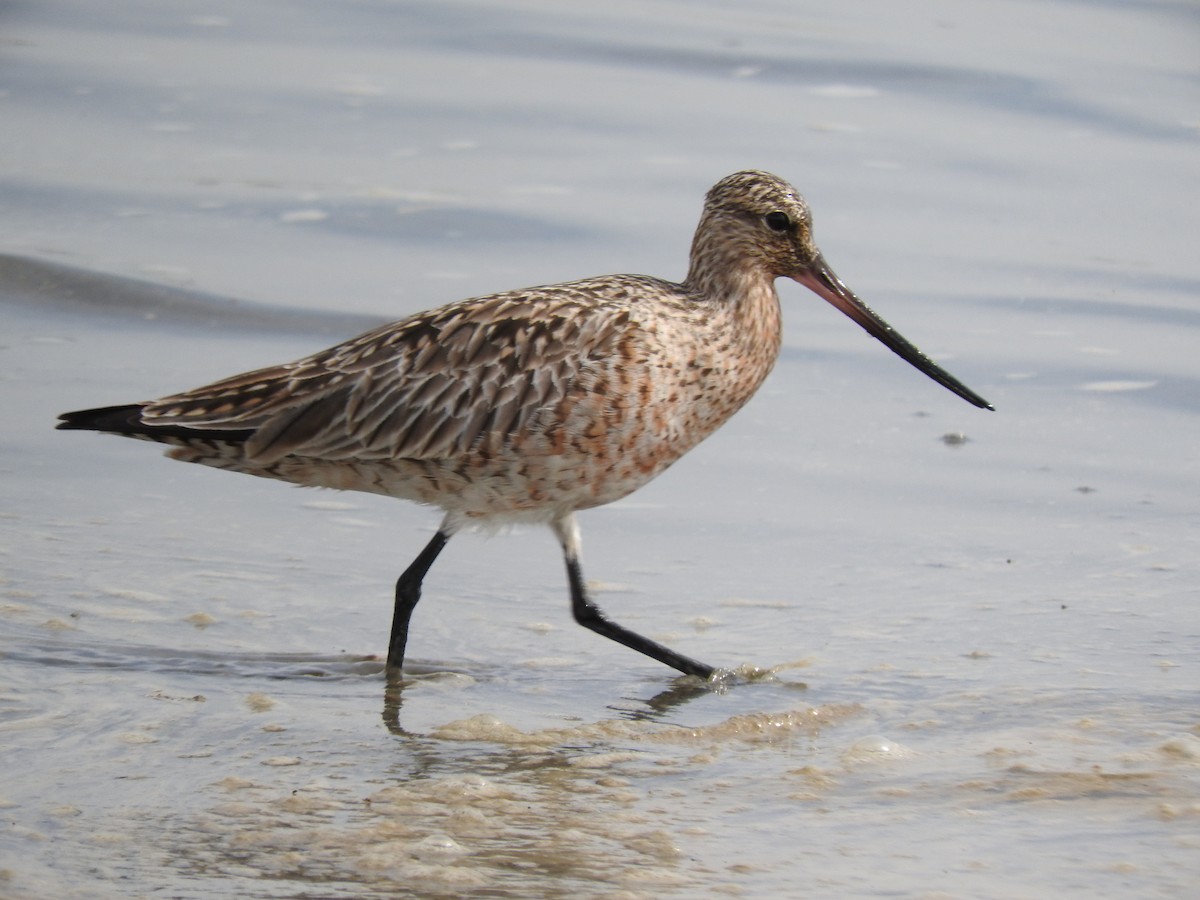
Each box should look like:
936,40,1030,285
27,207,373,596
3,635,813,739
382,675,406,735
610,663,811,723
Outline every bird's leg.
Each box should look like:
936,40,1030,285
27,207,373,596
565,556,716,679
387,529,449,677
553,515,716,680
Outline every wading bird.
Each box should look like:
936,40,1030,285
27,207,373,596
59,170,992,680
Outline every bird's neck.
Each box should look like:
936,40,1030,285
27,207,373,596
678,275,782,427
684,229,783,365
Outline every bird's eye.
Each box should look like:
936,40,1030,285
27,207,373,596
764,211,791,232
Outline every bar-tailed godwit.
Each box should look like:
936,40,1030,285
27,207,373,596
59,170,992,681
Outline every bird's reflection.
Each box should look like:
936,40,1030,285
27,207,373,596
381,665,728,735
610,665,808,723
381,662,808,734
612,678,718,722
381,671,409,735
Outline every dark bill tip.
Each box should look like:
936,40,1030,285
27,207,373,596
796,256,993,411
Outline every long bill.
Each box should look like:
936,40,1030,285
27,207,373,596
795,254,994,411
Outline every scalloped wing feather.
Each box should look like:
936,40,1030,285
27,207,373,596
139,280,649,465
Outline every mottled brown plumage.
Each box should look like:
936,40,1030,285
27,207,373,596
59,170,991,680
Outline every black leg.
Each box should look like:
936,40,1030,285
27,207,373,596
564,553,716,680
387,530,449,677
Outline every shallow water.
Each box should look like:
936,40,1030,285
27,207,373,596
2,1,1198,897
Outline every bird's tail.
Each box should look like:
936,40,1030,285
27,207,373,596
57,404,254,444
57,404,150,434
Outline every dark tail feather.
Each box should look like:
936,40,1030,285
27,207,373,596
57,404,254,443
57,404,150,434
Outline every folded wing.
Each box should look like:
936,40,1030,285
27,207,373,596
136,285,634,465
